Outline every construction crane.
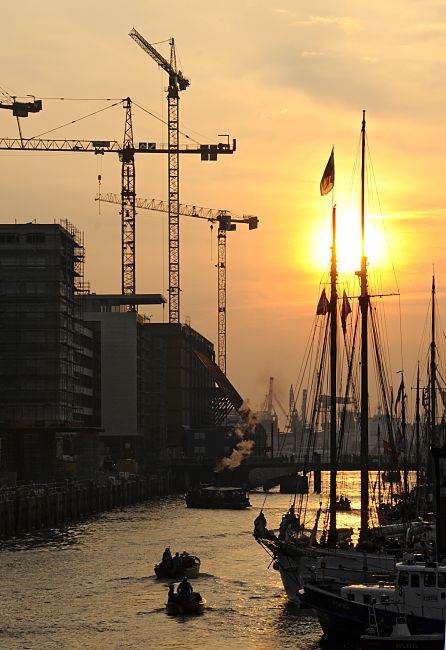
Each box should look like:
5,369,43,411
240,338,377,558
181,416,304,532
0,88,42,142
129,28,189,324
95,192,258,374
0,98,235,303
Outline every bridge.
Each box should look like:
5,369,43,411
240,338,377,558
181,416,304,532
165,455,408,490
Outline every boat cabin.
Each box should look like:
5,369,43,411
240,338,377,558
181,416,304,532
341,560,446,619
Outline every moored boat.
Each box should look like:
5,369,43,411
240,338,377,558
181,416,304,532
300,558,446,640
186,485,251,509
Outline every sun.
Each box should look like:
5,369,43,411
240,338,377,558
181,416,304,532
309,211,388,275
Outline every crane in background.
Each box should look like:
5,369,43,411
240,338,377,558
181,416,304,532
0,97,235,305
95,192,258,375
129,28,191,324
0,87,42,142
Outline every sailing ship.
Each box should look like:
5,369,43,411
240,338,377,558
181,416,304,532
254,113,431,605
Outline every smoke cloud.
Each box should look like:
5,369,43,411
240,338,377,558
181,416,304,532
214,404,258,472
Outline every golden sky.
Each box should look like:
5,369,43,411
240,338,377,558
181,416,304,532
1,1,446,420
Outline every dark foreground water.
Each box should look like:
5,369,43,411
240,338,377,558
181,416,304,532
0,477,364,649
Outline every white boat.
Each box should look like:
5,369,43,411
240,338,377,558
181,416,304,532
301,556,446,639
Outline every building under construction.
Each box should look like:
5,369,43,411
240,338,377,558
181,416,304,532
0,222,99,482
0,221,251,484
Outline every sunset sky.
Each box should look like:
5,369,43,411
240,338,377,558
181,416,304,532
1,1,446,422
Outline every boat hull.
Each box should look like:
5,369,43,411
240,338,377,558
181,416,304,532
155,559,200,579
260,537,395,605
360,633,444,650
165,595,205,616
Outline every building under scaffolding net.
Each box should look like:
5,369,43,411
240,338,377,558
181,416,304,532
0,221,97,482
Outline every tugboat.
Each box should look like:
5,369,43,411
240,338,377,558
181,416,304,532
165,578,206,616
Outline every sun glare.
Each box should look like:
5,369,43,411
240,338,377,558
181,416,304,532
310,211,388,275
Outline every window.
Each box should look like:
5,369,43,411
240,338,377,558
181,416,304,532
26,233,46,244
424,572,436,588
0,233,19,244
438,573,446,588
398,572,409,587
411,574,420,588
363,594,373,605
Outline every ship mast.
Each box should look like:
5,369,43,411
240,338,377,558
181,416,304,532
430,275,437,446
328,204,338,545
359,110,370,536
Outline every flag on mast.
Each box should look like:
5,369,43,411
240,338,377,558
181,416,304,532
341,290,352,333
316,288,329,315
320,147,335,196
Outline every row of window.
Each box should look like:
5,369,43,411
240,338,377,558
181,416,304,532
0,233,46,244
398,570,446,588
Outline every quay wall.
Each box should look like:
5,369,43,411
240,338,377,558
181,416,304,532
0,474,174,540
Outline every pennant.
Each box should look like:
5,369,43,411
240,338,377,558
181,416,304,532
394,376,405,414
341,290,352,333
320,147,335,196
316,288,329,315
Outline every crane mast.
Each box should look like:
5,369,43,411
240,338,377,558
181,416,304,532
95,192,258,374
121,98,136,303
130,28,190,324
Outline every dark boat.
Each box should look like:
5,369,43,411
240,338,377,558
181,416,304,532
185,485,251,509
166,591,206,616
155,553,200,579
335,496,351,511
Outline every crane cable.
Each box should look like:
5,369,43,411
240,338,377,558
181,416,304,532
28,100,123,140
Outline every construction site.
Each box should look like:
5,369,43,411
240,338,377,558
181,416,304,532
0,28,264,510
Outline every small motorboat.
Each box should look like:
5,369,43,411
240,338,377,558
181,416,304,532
360,618,444,649
154,552,200,579
335,495,351,511
166,581,206,616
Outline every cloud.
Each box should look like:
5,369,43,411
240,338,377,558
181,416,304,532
294,15,362,33
407,22,446,36
302,51,324,58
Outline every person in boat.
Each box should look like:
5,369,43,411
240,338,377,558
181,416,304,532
172,552,182,571
181,551,193,568
168,583,176,602
287,505,301,532
162,547,172,567
177,577,193,600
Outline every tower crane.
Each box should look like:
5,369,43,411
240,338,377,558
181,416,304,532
0,98,235,302
0,88,42,142
95,191,258,375
129,28,189,325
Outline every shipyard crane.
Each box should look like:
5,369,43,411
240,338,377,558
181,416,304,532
95,192,258,374
0,98,235,303
129,28,189,324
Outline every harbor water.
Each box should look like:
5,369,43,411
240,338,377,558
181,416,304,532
1,474,367,649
